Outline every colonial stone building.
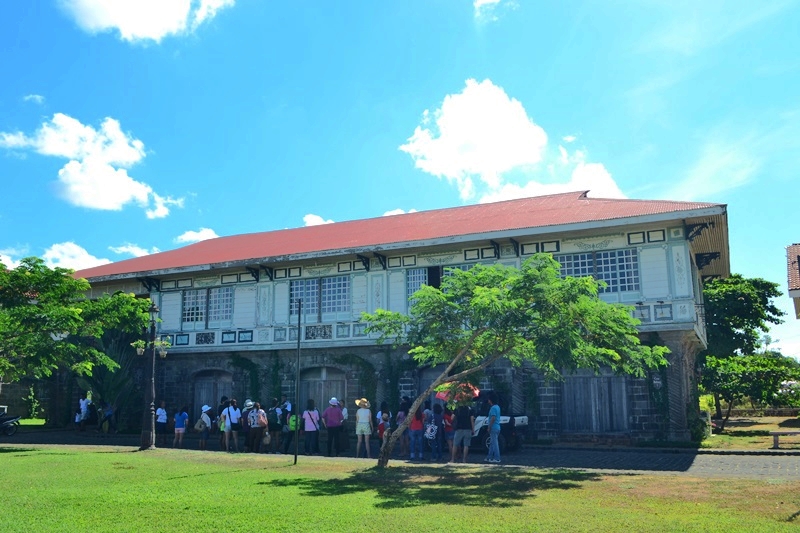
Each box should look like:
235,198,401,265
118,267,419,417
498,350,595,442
75,191,729,441
787,243,800,319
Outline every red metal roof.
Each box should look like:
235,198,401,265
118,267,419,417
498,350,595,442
75,191,724,280
788,244,800,291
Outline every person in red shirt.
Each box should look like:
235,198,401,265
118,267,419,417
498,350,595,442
408,408,424,461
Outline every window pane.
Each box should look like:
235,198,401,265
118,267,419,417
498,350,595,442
616,249,640,291
321,275,350,313
182,289,206,323
406,268,428,300
208,287,233,321
554,253,593,278
290,279,318,316
595,251,619,293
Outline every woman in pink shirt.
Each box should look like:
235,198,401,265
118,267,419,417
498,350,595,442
302,399,321,455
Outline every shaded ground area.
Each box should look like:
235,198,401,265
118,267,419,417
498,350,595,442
6,418,800,480
261,466,603,509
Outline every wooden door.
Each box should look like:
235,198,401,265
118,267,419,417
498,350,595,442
561,370,628,433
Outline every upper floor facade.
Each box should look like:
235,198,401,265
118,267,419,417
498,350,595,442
76,191,730,354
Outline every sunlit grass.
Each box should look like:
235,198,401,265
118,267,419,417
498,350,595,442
1,444,799,532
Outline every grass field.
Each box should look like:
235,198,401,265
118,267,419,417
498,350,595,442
1,445,799,532
703,417,800,451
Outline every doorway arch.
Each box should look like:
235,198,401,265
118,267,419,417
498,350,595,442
193,370,232,419
299,367,346,410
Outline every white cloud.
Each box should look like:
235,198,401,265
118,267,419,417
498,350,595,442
109,243,159,257
401,79,625,203
0,113,183,217
23,94,45,104
481,158,625,204
0,247,28,269
400,79,548,200
383,208,418,216
146,193,185,219
43,242,110,270
562,135,576,143
303,214,334,226
175,228,219,244
473,0,516,22
59,0,235,43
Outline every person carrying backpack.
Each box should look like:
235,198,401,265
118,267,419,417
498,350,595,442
283,411,301,454
266,398,283,454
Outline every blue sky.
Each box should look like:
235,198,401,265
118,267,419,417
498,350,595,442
1,0,799,358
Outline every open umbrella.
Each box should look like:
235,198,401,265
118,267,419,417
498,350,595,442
435,383,480,403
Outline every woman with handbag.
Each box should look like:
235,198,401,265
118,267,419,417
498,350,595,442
247,402,267,453
302,399,321,455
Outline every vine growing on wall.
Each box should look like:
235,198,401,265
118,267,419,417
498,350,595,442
379,348,419,414
268,353,282,401
230,355,261,403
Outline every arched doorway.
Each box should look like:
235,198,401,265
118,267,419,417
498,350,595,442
193,370,232,419
299,367,346,410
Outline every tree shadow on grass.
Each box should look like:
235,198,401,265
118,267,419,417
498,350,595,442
778,419,800,429
259,466,604,509
0,447,36,454
723,430,770,437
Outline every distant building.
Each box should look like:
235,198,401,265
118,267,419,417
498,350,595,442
75,191,729,441
787,243,800,319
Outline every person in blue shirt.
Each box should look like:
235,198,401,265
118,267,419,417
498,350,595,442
485,393,501,464
173,406,189,449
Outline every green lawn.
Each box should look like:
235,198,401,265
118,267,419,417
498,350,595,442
1,445,799,532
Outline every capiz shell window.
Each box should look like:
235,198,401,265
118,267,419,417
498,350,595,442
290,275,350,321
555,249,640,293
208,287,234,322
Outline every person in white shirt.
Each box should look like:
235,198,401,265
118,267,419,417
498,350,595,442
354,398,374,459
155,400,168,446
198,405,212,451
223,398,242,453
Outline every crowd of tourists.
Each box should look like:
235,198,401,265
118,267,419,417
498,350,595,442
109,391,503,463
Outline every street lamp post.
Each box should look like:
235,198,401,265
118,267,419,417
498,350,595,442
140,303,160,451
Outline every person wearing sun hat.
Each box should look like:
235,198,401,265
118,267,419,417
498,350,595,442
354,398,374,459
198,405,212,451
241,400,254,451
321,397,345,457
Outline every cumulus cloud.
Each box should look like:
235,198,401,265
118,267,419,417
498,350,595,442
175,228,219,244
303,214,334,226
23,94,45,104
400,79,625,202
0,113,183,217
109,243,159,257
0,247,28,269
59,0,236,43
43,242,110,270
473,0,516,21
400,79,548,200
383,208,418,216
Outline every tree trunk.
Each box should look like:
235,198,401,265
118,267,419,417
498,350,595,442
713,393,723,419
718,398,735,432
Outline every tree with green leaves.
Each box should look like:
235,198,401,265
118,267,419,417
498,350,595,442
703,275,784,359
702,352,800,431
363,254,669,467
701,275,785,417
0,257,151,383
